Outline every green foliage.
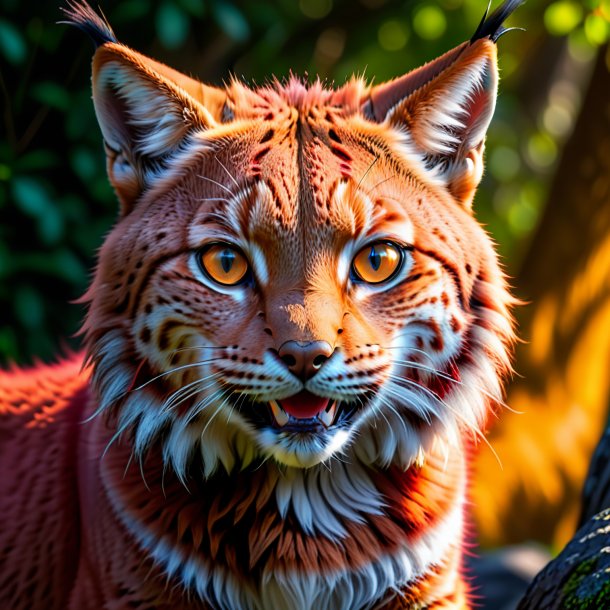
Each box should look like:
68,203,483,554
0,0,606,363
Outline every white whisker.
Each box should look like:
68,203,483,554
130,358,220,394
162,373,223,414
200,390,234,438
389,356,509,410
197,174,235,195
386,376,502,469
214,155,240,188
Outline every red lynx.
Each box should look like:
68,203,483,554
0,1,520,608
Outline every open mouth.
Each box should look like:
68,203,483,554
270,392,338,429
233,390,362,433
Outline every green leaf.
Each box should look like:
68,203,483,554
14,150,59,172
50,249,88,285
0,18,27,64
211,2,250,42
14,285,45,330
11,176,64,244
31,82,71,110
177,0,206,18
70,147,98,182
65,92,97,141
0,326,19,363
114,0,151,22
156,2,190,49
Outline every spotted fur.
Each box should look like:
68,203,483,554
0,1,522,608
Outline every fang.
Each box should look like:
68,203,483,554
318,401,337,427
269,400,289,427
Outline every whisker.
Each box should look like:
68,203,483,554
168,345,225,354
197,174,234,196
214,155,240,188
130,358,221,394
224,403,236,426
382,345,519,413
382,382,435,425
386,376,502,469
200,390,234,438
162,373,223,414
356,155,379,190
372,394,399,432
386,373,459,419
185,384,230,425
375,394,417,453
138,451,151,492
390,357,510,411
227,392,247,423
365,175,394,197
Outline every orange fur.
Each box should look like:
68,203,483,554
0,2,524,608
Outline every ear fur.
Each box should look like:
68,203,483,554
62,1,227,213
366,0,524,208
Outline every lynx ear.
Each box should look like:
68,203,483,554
365,0,523,208
62,1,227,213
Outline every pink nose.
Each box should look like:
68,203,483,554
277,340,333,381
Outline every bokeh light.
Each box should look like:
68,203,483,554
413,5,447,40
544,1,583,37
378,19,409,51
300,0,333,20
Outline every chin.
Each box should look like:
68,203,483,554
258,427,354,468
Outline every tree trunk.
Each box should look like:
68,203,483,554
518,419,610,608
517,506,610,609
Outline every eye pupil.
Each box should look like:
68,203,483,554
368,246,382,271
220,249,235,273
351,241,404,284
200,244,249,286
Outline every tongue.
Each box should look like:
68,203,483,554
278,391,329,419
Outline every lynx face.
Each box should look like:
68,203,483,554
74,4,515,476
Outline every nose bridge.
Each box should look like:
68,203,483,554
266,287,343,344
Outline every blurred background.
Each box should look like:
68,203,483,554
1,0,609,565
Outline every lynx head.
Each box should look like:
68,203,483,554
68,1,518,477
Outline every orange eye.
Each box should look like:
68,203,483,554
351,242,402,284
200,244,249,286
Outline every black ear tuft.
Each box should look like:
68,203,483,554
471,0,525,44
59,1,117,48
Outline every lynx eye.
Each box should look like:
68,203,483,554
199,244,249,286
351,242,403,284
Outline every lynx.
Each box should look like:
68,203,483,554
0,1,520,608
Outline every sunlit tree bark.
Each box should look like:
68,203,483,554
518,422,610,609
473,46,610,548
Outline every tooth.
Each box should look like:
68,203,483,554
269,400,289,427
318,401,337,428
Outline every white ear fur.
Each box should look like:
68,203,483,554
370,40,499,206
390,52,496,165
91,46,218,212
94,60,194,158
